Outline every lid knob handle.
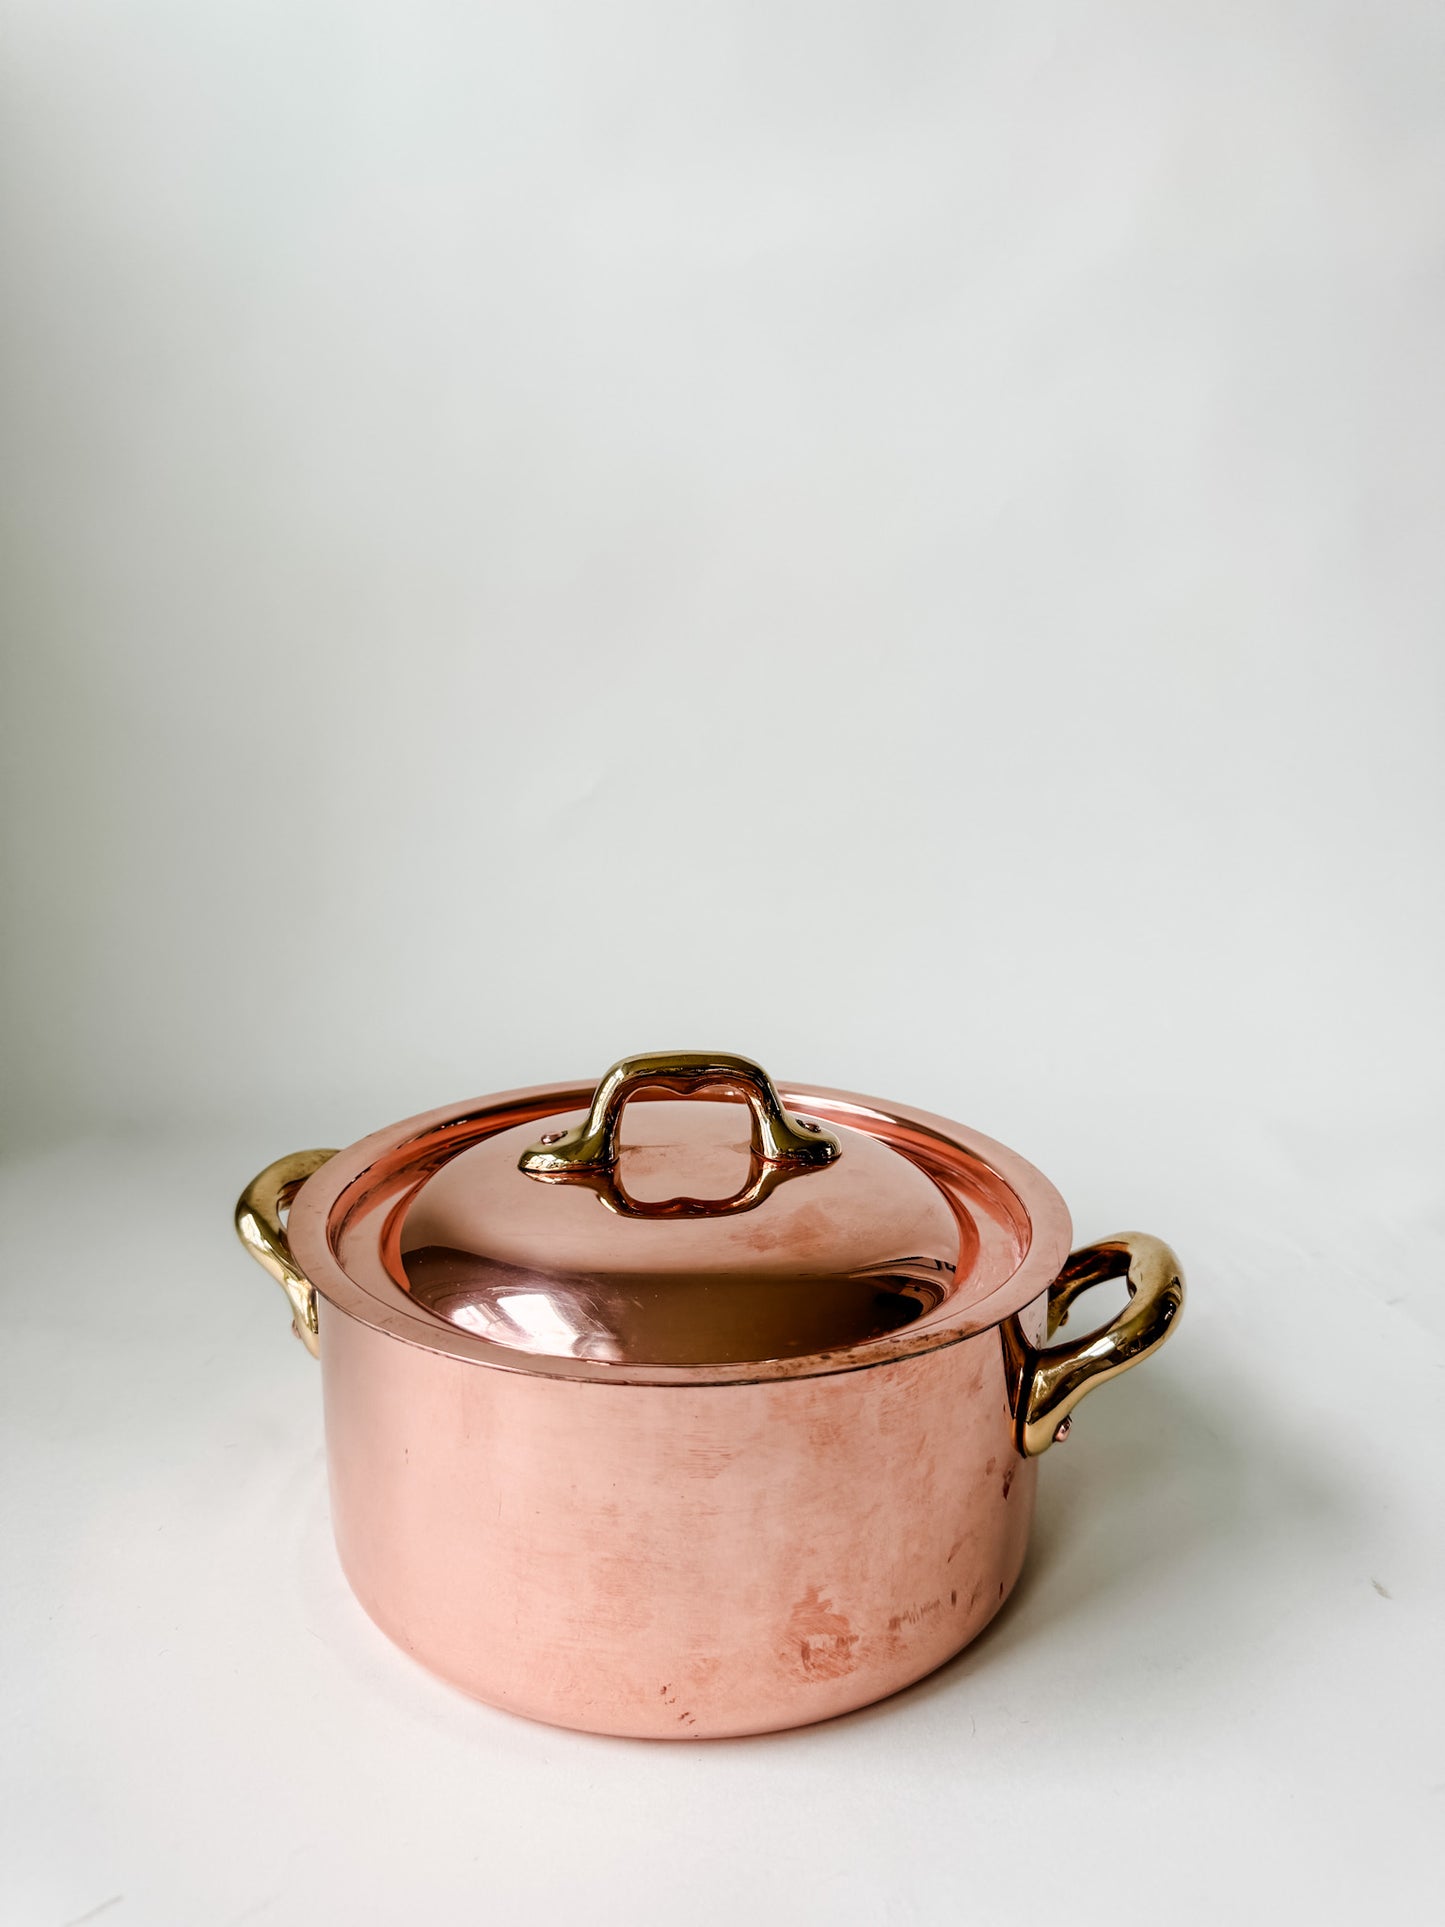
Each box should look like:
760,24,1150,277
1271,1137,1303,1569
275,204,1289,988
518,1050,842,1179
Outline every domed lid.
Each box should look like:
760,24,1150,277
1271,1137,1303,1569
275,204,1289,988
397,1052,962,1367
285,1050,1073,1385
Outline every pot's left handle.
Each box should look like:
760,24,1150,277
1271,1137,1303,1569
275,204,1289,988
235,1150,339,1358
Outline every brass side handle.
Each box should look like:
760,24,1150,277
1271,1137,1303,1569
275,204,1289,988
234,1149,339,1358
518,1050,842,1179
1015,1232,1185,1455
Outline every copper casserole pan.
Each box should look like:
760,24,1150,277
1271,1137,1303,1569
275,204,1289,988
235,1050,1183,1739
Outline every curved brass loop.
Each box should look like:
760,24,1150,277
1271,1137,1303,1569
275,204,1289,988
518,1050,842,1179
234,1149,339,1358
1016,1232,1184,1456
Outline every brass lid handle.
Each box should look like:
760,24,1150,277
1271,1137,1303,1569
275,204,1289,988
518,1050,842,1179
540,1155,819,1220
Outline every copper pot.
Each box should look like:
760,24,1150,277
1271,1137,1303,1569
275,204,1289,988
235,1050,1183,1739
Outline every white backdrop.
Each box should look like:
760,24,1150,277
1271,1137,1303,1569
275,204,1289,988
3,0,1441,1151
3,6,1443,1926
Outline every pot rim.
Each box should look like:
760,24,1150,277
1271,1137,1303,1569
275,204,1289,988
285,1080,1073,1386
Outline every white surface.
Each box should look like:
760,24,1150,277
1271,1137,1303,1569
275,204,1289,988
3,1112,1443,1927
2,1,1444,1921
2,0,1443,1149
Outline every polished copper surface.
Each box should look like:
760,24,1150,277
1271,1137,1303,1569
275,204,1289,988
234,1049,1186,1738
284,1078,1068,1385
318,1294,1046,1738
401,1099,962,1364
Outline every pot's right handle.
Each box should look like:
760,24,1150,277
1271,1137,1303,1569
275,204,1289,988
235,1150,338,1358
1016,1232,1184,1455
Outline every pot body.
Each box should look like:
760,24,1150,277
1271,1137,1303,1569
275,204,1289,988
318,1290,1047,1739
236,1073,1184,1738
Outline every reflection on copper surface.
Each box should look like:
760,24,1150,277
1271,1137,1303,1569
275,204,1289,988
524,1149,818,1220
292,1073,1071,1386
402,1244,952,1365
236,1054,1175,1738
398,1097,967,1365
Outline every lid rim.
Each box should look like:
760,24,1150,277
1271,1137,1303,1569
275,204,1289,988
285,1080,1073,1385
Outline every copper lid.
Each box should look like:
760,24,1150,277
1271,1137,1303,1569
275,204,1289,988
285,1050,1072,1385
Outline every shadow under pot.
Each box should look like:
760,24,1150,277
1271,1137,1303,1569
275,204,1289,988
235,1049,1183,1739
